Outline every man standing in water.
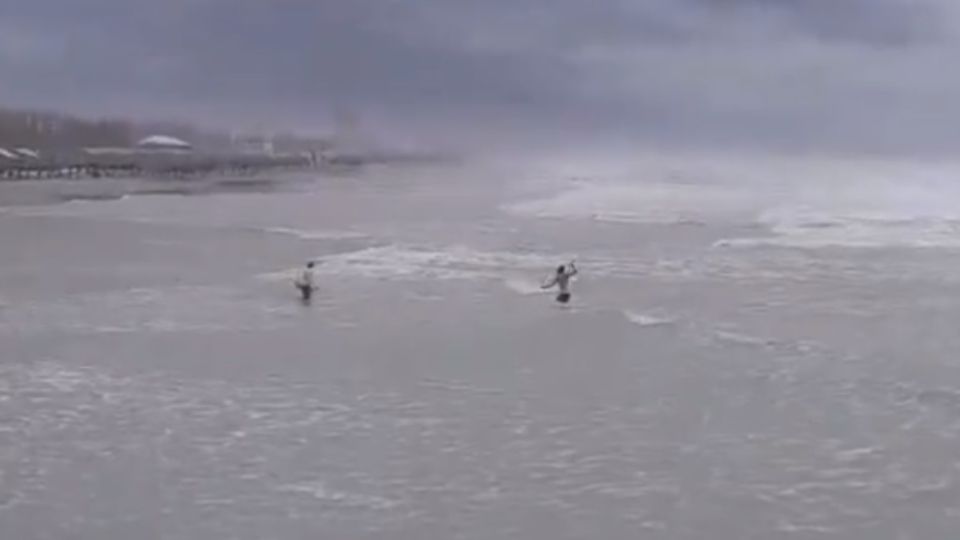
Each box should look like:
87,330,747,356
295,261,317,303
542,261,577,303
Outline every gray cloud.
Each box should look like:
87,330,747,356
688,0,941,45
0,0,958,153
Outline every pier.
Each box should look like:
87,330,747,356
0,149,315,180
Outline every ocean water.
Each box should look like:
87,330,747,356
2,157,960,539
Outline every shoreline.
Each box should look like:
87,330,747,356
0,171,321,209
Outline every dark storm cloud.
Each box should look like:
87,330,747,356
0,0,957,152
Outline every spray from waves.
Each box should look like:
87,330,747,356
501,152,811,225
712,162,960,249
716,206,960,249
502,277,548,295
510,154,960,249
504,180,758,225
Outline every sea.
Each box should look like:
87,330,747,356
2,152,960,539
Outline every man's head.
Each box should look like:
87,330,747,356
307,261,315,269
556,265,565,274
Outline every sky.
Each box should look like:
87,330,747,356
1,0,959,154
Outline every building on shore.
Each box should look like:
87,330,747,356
136,135,193,152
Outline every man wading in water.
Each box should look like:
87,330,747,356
295,261,317,303
542,261,577,303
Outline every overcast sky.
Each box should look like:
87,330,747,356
1,0,959,153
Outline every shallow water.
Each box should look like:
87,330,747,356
2,160,960,539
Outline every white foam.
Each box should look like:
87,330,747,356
713,329,772,347
259,226,368,241
718,211,960,249
833,446,882,464
61,194,131,205
263,244,576,282
777,522,835,534
502,277,548,295
258,268,300,283
277,481,400,510
261,244,684,290
716,163,960,249
622,310,676,327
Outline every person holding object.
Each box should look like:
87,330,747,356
542,261,577,303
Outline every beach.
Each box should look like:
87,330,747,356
3,157,960,539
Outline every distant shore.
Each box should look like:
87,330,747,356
0,170,321,208
0,150,316,181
